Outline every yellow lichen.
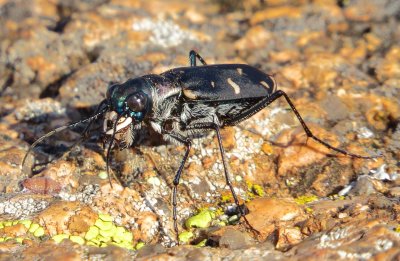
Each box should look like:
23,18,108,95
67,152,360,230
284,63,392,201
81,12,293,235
294,195,319,205
0,214,136,250
395,225,400,233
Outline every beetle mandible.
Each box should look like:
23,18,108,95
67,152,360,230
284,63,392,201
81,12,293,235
22,50,378,242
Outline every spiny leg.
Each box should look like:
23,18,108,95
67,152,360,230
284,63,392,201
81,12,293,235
187,122,260,236
167,133,192,244
229,90,379,159
211,123,260,235
189,50,207,66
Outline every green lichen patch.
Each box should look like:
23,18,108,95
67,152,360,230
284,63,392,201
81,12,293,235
33,227,45,237
0,214,136,250
135,242,145,250
246,181,265,199
196,239,207,247
185,209,216,229
70,235,85,245
294,195,319,205
0,220,45,240
395,225,400,233
52,234,69,243
178,231,194,243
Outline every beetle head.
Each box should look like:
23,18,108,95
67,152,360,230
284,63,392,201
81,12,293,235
104,77,153,147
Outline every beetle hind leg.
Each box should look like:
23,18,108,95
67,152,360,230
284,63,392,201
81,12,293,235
231,90,380,159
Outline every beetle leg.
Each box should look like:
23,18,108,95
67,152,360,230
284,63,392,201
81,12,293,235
230,90,378,159
186,122,260,236
189,50,207,66
164,132,192,244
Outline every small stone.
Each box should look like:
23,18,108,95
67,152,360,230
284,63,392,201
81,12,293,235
98,171,108,180
22,177,61,195
218,228,252,250
147,177,161,186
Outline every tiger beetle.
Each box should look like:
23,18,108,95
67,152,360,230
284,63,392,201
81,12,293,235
22,50,379,243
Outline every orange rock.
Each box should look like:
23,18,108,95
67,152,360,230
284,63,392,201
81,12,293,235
136,211,158,242
41,160,78,189
250,6,302,25
246,198,305,239
276,226,303,250
22,177,61,195
234,26,272,52
275,124,339,177
36,201,97,236
2,224,28,238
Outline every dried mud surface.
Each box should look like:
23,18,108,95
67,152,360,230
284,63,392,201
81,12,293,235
0,0,399,260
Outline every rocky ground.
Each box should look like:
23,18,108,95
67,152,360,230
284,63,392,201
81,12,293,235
0,0,399,260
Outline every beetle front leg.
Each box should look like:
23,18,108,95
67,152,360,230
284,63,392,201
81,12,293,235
163,132,192,244
189,50,207,66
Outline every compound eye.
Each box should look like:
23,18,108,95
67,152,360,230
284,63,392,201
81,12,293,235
126,92,147,112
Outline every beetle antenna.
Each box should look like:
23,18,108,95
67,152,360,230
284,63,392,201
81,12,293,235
21,106,108,171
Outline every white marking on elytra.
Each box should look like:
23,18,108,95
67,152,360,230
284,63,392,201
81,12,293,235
211,81,215,87
260,81,270,90
183,89,197,99
237,68,243,75
227,78,240,94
